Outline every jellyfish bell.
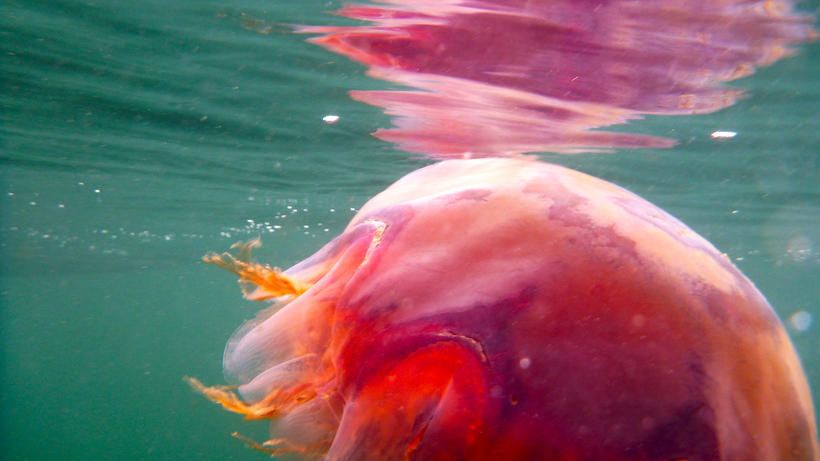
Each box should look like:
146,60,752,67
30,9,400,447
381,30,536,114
189,158,819,460
189,0,820,457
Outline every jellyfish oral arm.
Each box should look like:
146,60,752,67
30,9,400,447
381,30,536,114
329,337,491,460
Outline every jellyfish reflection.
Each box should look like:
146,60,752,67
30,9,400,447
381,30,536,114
299,0,815,157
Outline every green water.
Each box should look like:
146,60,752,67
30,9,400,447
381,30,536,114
2,1,819,459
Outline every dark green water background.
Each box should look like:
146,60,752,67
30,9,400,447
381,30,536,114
2,1,819,459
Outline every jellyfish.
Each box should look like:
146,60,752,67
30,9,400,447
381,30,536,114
189,158,819,460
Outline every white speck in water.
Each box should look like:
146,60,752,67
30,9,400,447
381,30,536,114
788,311,813,333
323,115,340,124
711,131,737,138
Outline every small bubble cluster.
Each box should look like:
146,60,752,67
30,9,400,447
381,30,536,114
217,205,357,239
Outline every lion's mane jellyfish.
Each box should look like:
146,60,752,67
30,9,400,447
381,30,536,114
188,0,819,459
189,159,818,460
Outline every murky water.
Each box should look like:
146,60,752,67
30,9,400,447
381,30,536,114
2,0,818,459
